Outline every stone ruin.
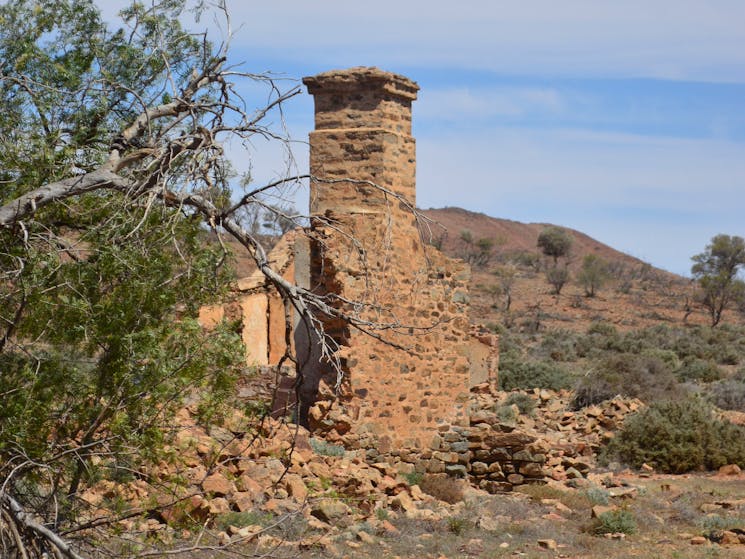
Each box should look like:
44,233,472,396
199,68,555,491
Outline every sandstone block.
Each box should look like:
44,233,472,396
391,491,416,512
284,474,308,502
202,472,235,496
311,499,351,524
718,464,742,476
507,473,524,485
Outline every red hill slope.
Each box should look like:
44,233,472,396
420,207,726,332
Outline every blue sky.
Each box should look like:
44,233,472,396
98,1,745,276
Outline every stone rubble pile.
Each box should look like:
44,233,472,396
75,387,745,555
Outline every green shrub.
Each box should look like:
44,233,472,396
641,348,681,371
499,358,574,391
676,358,723,383
591,509,637,535
504,392,536,415
583,487,610,505
572,353,681,409
587,321,619,338
706,379,745,412
699,514,744,533
535,329,580,362
309,438,345,457
495,404,517,424
403,471,423,487
447,515,470,535
601,396,745,473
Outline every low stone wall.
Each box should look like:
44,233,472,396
313,403,547,493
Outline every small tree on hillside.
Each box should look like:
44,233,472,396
578,254,610,297
691,234,745,326
537,226,573,266
538,227,572,296
546,265,570,295
493,264,517,311
460,229,500,268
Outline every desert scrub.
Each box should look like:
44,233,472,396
499,357,574,391
601,396,745,473
215,511,271,531
309,438,345,457
591,509,637,535
533,328,580,362
446,515,471,535
504,392,536,415
419,474,464,504
706,378,745,412
571,353,681,409
676,358,723,383
495,404,517,424
403,471,423,487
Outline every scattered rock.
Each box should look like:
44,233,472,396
310,499,352,524
718,464,742,476
538,538,558,550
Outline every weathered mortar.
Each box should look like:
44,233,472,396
301,67,476,447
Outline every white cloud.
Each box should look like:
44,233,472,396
96,0,745,82
417,86,564,120
228,0,745,82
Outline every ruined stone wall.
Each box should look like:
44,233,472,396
302,68,477,448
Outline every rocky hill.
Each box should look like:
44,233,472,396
420,206,728,333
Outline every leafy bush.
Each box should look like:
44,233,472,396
676,358,723,383
591,509,637,535
534,329,580,362
545,265,570,295
309,438,345,457
572,353,681,409
447,515,471,535
601,396,745,473
403,471,423,486
499,357,574,391
583,487,610,505
640,348,681,371
504,392,537,415
706,379,745,412
495,404,517,424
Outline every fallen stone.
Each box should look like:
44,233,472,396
391,492,416,512
476,516,499,532
356,530,376,544
207,497,230,514
310,499,351,524
720,530,742,545
202,472,235,496
718,464,742,476
591,505,616,518
538,539,558,550
284,474,308,502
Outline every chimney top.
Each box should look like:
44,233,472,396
303,66,419,101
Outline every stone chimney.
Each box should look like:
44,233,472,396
303,66,419,217
300,67,473,447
